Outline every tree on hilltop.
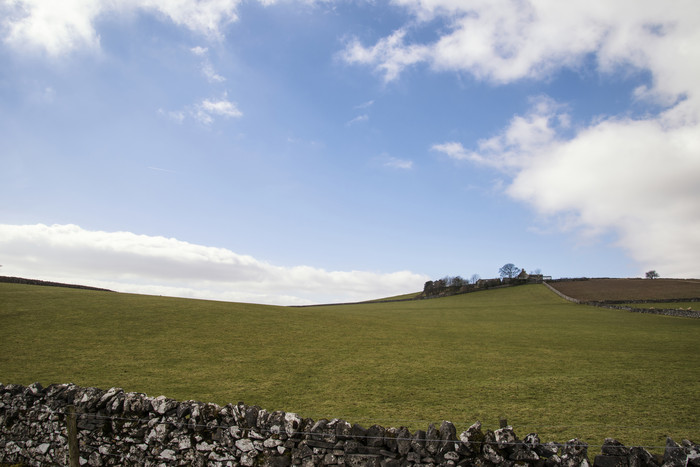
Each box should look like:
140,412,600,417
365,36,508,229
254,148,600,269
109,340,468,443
499,263,521,279
645,270,659,279
450,276,465,287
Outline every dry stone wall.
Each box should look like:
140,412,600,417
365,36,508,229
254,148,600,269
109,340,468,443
1,383,699,467
542,282,700,319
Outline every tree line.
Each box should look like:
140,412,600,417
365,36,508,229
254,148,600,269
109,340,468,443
421,263,542,298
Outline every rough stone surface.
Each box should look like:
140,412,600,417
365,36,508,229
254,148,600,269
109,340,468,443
1,382,696,466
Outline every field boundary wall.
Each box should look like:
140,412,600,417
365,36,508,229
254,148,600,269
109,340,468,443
0,275,113,293
2,383,699,466
543,282,700,319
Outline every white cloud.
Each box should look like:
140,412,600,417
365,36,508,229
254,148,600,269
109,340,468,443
190,45,226,82
432,141,472,162
344,1,700,88
384,156,413,170
346,114,369,126
507,114,700,277
190,46,209,56
161,95,242,125
1,0,247,56
157,108,186,124
433,96,569,169
354,100,375,109
201,62,226,83
0,224,429,305
435,98,700,277
410,1,700,277
342,28,428,82
195,95,243,124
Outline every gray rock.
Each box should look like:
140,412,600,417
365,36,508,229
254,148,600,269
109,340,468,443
383,427,398,452
284,412,302,437
494,425,517,452
159,448,177,460
264,438,284,448
196,440,214,452
458,421,484,456
351,423,368,442
482,431,505,464
366,424,386,448
538,441,562,458
37,442,51,454
602,438,630,457
178,436,192,450
663,437,686,467
395,427,411,456
152,395,178,415
425,423,439,454
593,454,628,466
330,419,351,441
267,411,287,435
411,429,426,453
562,437,588,460
240,453,256,466
628,446,657,467
236,438,256,452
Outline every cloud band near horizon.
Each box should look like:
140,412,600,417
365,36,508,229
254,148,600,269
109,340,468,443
0,224,429,306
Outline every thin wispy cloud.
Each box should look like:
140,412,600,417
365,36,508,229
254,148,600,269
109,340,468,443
159,96,242,125
384,157,413,170
346,114,369,126
147,166,177,174
354,100,374,109
201,62,226,83
157,108,186,124
190,45,226,83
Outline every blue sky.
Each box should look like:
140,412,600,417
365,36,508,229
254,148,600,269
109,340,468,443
1,0,699,305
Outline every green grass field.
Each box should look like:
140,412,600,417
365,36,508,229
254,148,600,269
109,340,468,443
1,282,699,452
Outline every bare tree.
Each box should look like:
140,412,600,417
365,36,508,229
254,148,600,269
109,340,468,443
470,273,480,284
499,263,521,279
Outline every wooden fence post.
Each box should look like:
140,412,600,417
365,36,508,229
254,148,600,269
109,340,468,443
499,417,508,428
66,404,79,467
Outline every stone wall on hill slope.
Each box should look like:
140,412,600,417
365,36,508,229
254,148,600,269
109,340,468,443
1,383,699,467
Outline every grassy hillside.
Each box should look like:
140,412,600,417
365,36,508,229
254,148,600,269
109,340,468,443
1,282,699,452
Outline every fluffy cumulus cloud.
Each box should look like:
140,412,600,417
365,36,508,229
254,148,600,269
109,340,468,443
434,97,700,277
344,1,700,86
0,224,428,305
0,0,247,55
353,0,700,277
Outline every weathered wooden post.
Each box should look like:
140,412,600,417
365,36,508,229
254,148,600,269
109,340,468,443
499,417,508,428
66,404,79,467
